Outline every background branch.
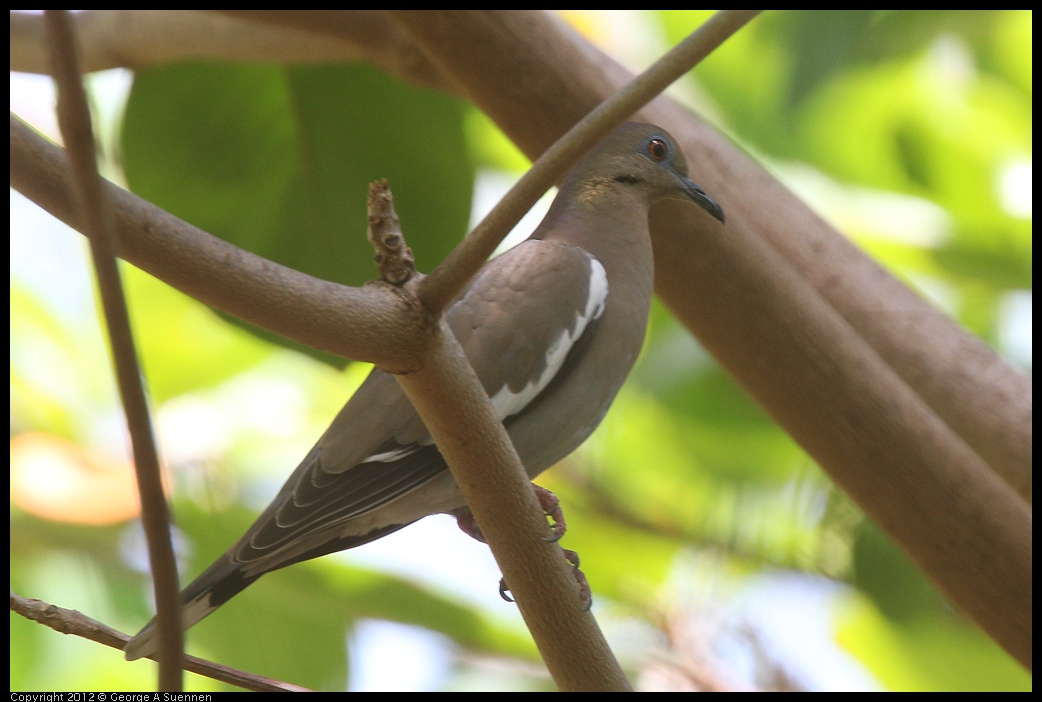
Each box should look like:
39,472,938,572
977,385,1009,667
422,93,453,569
11,10,448,89
44,10,183,690
385,10,1031,669
10,592,309,692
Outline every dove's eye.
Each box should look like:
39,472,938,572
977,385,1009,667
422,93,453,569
647,138,669,161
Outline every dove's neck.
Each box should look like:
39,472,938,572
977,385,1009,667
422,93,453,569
533,181,656,318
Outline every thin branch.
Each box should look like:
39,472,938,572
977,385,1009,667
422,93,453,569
10,592,310,692
390,9,761,316
43,10,183,690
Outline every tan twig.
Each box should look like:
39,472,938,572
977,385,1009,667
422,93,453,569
10,592,310,692
367,179,416,286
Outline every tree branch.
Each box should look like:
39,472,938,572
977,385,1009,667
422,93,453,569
210,10,449,89
11,10,448,90
394,324,632,691
10,592,310,692
10,113,431,375
44,10,183,690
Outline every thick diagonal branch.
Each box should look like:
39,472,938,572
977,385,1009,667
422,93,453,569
387,10,1032,670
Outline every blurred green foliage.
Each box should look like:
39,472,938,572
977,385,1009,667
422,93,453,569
121,62,473,367
10,10,1031,692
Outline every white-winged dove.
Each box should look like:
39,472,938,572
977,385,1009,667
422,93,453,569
124,122,724,661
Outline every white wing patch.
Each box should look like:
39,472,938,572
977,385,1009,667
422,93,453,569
363,440,432,464
490,258,608,420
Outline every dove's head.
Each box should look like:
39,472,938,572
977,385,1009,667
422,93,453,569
566,122,725,224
